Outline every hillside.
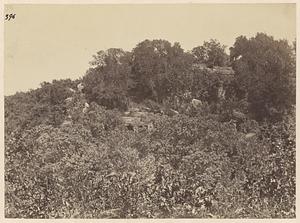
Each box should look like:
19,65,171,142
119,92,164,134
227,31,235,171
4,35,296,218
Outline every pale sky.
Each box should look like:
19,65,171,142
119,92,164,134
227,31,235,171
4,4,296,95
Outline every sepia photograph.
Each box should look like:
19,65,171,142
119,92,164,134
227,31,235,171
2,1,297,219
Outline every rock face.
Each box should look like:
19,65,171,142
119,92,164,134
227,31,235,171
212,66,235,75
121,107,155,132
192,64,235,101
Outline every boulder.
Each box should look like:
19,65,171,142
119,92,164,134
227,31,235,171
65,97,73,103
106,172,117,178
232,110,246,120
245,132,256,139
191,99,203,108
62,120,72,126
121,116,142,126
142,106,151,112
82,107,88,113
147,122,154,131
218,85,226,99
68,88,76,93
77,83,84,92
131,111,147,118
169,109,179,116
82,102,90,113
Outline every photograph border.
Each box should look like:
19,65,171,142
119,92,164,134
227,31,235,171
0,0,299,222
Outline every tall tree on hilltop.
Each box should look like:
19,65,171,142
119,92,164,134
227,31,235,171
230,33,295,121
130,39,193,102
83,48,132,110
192,39,229,68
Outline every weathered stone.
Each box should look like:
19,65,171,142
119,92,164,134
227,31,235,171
245,132,256,139
61,120,72,126
218,84,226,99
131,111,147,118
68,88,76,93
191,98,203,108
169,109,179,116
77,83,84,92
232,110,246,120
147,122,154,131
65,97,73,103
121,116,142,126
82,107,88,113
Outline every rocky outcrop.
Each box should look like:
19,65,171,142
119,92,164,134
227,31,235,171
121,106,156,132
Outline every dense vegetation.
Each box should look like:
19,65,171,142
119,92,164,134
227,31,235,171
5,33,296,218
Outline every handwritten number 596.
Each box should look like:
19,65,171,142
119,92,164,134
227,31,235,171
5,14,16,21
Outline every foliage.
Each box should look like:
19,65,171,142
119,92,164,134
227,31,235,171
5,79,79,133
130,39,193,102
83,48,132,110
230,33,296,121
192,39,229,68
5,34,295,218
5,108,295,218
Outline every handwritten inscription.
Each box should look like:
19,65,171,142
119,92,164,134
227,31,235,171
5,14,16,21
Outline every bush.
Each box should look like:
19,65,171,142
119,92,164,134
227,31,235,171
5,36,295,218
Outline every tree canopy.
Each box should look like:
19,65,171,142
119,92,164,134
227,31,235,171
230,33,295,121
5,34,296,218
192,39,229,68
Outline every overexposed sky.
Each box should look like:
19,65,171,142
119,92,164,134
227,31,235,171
4,4,296,95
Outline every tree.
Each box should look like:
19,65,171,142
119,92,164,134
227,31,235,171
4,79,79,133
130,39,193,102
83,48,132,110
230,33,295,121
192,39,229,68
